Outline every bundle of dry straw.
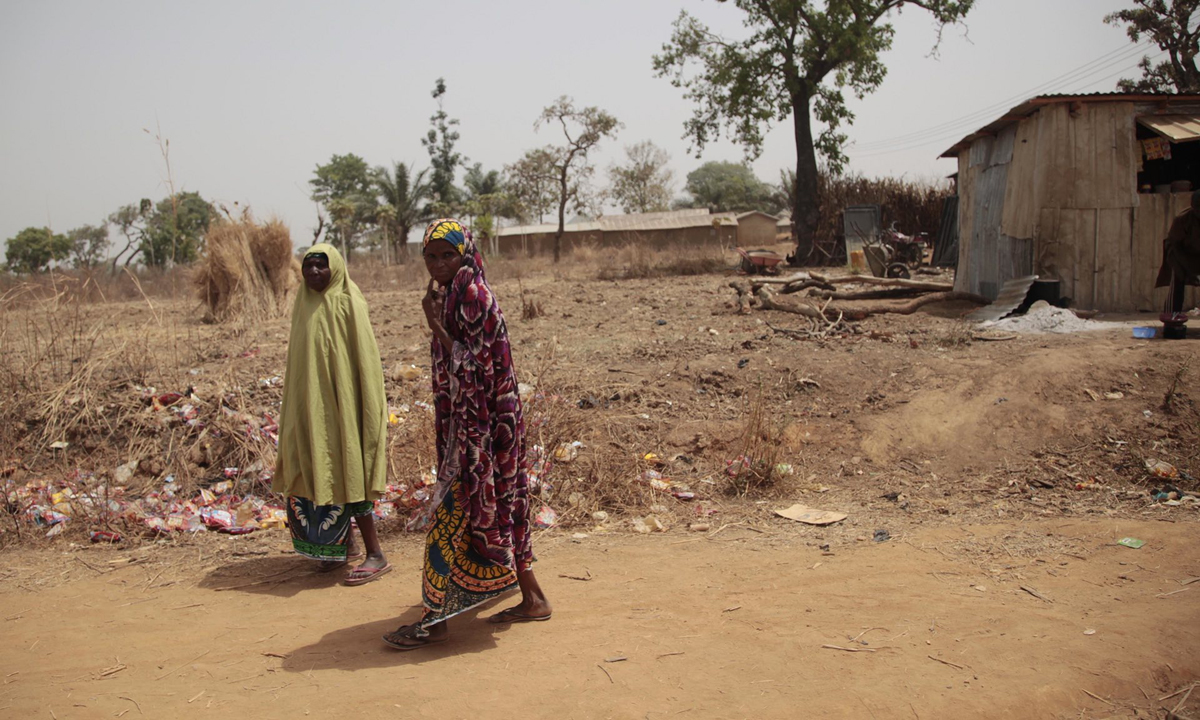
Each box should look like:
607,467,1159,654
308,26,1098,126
194,213,299,322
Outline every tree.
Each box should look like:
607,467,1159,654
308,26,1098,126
532,97,621,262
677,161,779,213
1106,0,1200,93
462,163,511,252
373,161,430,263
654,0,973,259
609,140,675,214
422,78,467,214
310,153,378,258
464,163,503,200
67,223,109,269
504,149,559,225
108,200,152,272
138,192,215,267
5,226,71,273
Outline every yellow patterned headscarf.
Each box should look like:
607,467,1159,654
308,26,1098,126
422,218,467,255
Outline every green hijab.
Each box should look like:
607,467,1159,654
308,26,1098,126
273,243,387,506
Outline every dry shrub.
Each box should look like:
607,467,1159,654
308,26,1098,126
794,171,952,266
725,385,786,497
595,241,730,280
519,281,545,320
936,319,974,348
193,213,299,322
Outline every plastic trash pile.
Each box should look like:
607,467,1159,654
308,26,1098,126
8,467,285,540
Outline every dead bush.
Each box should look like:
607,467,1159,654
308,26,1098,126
193,213,299,323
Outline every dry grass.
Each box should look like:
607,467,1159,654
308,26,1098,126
797,171,953,265
587,241,731,280
724,384,787,497
193,213,299,323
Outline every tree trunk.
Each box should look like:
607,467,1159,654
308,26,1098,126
790,86,820,263
554,168,569,263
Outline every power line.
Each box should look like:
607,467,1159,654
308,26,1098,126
845,49,1169,158
849,39,1154,151
845,7,1200,157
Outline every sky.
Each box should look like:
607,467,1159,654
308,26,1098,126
0,0,1141,251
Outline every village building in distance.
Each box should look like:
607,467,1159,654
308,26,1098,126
493,208,780,256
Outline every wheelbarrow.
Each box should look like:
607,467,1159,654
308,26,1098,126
736,247,785,275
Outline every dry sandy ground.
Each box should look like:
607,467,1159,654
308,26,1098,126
1,517,1198,720
3,257,1200,718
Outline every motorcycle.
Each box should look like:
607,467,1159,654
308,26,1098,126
868,222,929,279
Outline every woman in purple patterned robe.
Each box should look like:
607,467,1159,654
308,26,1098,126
384,219,552,650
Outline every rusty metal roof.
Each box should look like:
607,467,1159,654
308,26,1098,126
940,93,1200,158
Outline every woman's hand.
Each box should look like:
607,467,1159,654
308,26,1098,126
422,278,441,329
423,278,454,353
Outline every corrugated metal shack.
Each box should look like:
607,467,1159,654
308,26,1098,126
495,209,739,256
942,93,1200,311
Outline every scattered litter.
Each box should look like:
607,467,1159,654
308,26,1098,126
112,461,138,485
1132,326,1156,339
1116,537,1145,549
592,510,609,522
90,531,122,543
1103,391,1124,401
533,505,558,529
1145,459,1181,480
773,504,847,526
554,441,584,463
1083,629,1096,636
636,469,695,501
872,529,890,543
391,363,422,382
49,441,69,450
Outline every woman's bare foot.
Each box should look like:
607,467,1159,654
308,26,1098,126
488,567,551,623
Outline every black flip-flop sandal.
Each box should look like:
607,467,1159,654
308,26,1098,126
382,624,447,651
487,607,553,624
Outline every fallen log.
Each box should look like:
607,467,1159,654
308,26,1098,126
781,278,836,295
728,280,755,315
748,271,811,285
755,286,987,319
756,286,868,321
826,276,953,292
810,287,930,301
857,291,990,315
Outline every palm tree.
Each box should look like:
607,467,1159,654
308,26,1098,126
374,162,430,263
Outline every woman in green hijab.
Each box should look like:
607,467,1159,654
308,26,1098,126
273,244,391,586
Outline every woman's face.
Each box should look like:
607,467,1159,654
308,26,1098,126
302,253,332,293
423,239,463,286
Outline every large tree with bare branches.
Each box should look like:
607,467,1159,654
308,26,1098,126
654,0,973,262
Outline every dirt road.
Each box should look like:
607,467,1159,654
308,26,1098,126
2,517,1197,719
